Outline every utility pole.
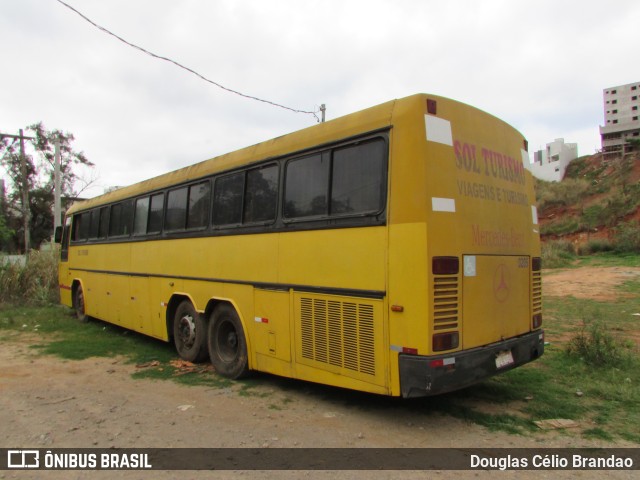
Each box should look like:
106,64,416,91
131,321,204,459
54,137,62,232
320,104,326,123
0,130,35,253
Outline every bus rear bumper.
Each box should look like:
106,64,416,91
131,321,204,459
399,330,545,398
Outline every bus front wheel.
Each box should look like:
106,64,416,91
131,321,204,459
208,304,249,379
173,301,208,363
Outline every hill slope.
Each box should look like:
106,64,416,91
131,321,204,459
535,153,640,252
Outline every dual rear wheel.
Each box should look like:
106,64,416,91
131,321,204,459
173,301,249,379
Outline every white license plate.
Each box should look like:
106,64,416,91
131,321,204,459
495,350,514,369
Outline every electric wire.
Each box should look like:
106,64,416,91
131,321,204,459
55,0,320,121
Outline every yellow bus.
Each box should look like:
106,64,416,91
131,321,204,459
56,94,543,397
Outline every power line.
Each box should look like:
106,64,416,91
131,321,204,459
55,0,320,121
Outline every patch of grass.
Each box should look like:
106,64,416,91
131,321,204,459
571,252,640,268
32,316,175,364
583,428,614,441
131,365,233,389
0,305,237,389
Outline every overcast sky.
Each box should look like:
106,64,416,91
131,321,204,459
1,0,639,198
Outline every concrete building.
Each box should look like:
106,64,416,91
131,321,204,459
531,138,578,182
599,81,640,155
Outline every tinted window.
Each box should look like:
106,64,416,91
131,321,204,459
165,187,188,231
109,200,133,237
134,197,150,235
148,193,164,234
98,207,109,238
89,209,100,239
187,181,211,229
213,172,244,226
73,212,90,241
331,140,385,215
284,154,329,218
244,165,278,223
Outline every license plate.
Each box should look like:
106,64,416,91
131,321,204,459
495,350,514,369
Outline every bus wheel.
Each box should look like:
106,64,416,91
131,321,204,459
208,304,249,379
173,301,208,363
73,285,89,322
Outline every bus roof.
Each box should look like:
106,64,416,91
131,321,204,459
67,93,523,215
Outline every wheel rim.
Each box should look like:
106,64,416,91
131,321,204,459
216,319,239,362
178,314,197,349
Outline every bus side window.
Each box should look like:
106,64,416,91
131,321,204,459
148,193,164,234
109,200,134,237
187,181,211,229
72,212,90,242
213,172,244,226
134,196,150,235
89,209,100,239
165,187,188,231
284,153,329,219
244,165,278,224
331,139,386,215
98,206,109,239
60,217,71,261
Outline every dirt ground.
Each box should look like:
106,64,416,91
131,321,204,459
1,266,639,479
542,266,640,302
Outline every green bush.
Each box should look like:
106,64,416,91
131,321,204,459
614,221,640,253
540,218,580,236
541,240,576,268
578,239,614,256
0,249,59,306
567,320,635,368
581,204,606,230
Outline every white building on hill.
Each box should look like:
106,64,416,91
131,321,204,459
531,138,578,182
599,81,640,155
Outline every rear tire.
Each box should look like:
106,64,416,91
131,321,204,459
173,301,208,363
207,304,249,379
73,285,89,323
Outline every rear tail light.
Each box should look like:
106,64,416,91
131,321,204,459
533,313,543,329
427,99,437,115
532,257,542,271
432,331,459,352
432,256,459,275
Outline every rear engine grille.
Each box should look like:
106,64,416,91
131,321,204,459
433,275,459,331
532,270,542,315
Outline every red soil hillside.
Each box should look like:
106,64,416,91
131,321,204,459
535,153,640,250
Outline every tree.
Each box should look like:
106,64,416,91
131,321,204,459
0,123,95,252
28,122,95,198
0,212,13,250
